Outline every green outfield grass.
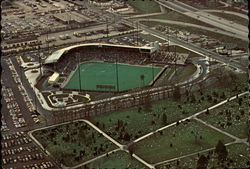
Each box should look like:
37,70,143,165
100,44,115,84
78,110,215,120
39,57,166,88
64,61,162,91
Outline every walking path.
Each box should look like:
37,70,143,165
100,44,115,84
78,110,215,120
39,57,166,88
154,141,237,166
194,117,248,145
28,91,249,169
71,148,121,169
79,120,123,149
134,91,248,143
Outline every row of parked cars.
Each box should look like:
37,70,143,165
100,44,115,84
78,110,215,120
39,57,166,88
2,152,44,165
2,145,39,156
2,86,27,128
23,161,55,169
1,115,9,132
2,131,25,140
12,57,41,124
1,131,56,169
1,136,32,149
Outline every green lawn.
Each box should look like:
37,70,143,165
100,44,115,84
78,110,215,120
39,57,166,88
198,94,249,138
154,66,175,86
141,21,248,49
128,0,161,14
133,121,233,164
208,12,249,27
139,33,166,43
32,121,117,167
173,63,197,82
82,151,147,169
158,143,250,169
64,61,162,91
90,72,247,144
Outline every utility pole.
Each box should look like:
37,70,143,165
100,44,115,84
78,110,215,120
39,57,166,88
77,53,82,92
167,27,170,52
174,31,178,73
136,21,139,46
106,18,109,39
46,28,49,54
115,53,119,92
39,46,42,76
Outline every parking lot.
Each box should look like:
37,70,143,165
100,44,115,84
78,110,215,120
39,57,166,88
1,131,58,169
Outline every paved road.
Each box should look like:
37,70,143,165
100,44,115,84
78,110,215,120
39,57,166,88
137,18,242,39
155,0,248,40
218,0,248,14
127,12,163,19
121,19,248,73
202,9,249,20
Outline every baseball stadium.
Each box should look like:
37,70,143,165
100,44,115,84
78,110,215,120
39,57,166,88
38,42,189,109
43,43,181,91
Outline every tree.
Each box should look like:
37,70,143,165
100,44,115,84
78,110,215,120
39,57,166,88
162,113,167,125
140,74,145,87
196,155,208,169
173,86,181,101
143,91,152,112
123,132,130,141
127,144,135,158
215,140,228,162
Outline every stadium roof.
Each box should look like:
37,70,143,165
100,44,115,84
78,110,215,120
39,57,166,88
44,43,156,64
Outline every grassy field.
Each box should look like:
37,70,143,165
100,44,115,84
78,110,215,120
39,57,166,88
90,72,247,144
208,12,249,27
154,66,175,86
198,94,249,138
173,63,197,82
139,33,166,43
32,121,117,167
158,143,250,169
128,0,161,14
81,151,147,169
133,121,233,164
141,21,248,49
64,61,162,91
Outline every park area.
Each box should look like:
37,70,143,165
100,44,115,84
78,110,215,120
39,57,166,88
79,151,147,169
31,120,118,167
90,72,247,144
198,93,249,139
63,61,162,92
30,71,248,168
158,143,250,169
133,121,233,164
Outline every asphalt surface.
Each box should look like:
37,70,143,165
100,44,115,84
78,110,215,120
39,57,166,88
155,0,248,40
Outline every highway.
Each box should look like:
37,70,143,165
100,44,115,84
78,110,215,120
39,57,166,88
82,1,247,73
155,0,248,41
121,19,248,72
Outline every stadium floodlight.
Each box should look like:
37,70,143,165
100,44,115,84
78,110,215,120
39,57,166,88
115,53,120,92
77,52,82,92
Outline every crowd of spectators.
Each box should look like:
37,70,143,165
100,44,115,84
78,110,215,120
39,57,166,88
45,46,153,75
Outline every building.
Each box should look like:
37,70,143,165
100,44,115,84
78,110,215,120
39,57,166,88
48,72,59,85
